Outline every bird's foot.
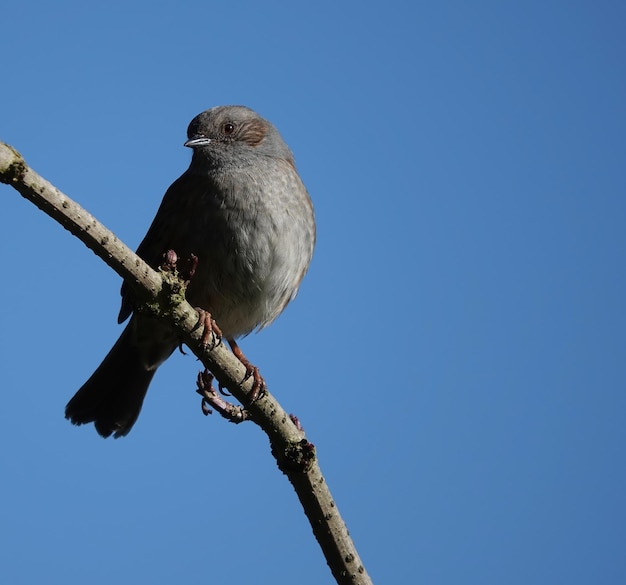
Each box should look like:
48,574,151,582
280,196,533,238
194,308,222,349
196,369,249,423
160,249,179,272
160,250,198,283
227,339,267,403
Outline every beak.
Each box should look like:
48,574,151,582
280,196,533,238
184,137,212,148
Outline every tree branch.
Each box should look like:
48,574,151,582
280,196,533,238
0,141,373,585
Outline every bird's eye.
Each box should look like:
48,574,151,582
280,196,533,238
222,123,235,135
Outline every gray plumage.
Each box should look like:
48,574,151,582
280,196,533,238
65,106,315,438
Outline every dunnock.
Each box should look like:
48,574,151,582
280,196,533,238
65,105,315,438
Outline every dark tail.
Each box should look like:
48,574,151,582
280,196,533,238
65,322,156,438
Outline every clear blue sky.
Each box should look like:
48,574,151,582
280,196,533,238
2,1,625,583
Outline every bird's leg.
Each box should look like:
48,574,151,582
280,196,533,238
161,251,220,348
227,339,267,403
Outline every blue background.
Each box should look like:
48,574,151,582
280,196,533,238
1,1,625,583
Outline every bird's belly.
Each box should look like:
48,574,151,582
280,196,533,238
183,213,305,338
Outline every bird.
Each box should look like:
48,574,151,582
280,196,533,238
65,105,316,438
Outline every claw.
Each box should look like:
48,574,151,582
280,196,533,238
201,399,213,416
217,380,231,397
195,369,249,423
228,339,267,403
194,308,222,349
160,249,179,271
159,250,198,284
196,370,215,416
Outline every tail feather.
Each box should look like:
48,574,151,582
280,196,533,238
65,323,156,438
